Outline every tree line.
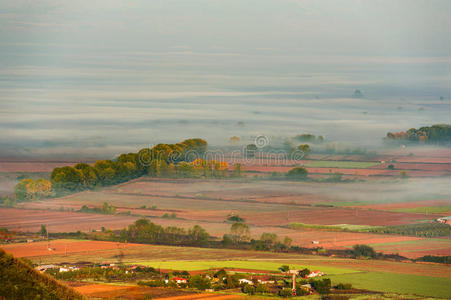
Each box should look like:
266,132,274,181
13,138,211,200
386,124,451,144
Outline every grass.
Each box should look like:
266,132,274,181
289,222,380,232
130,260,356,275
304,161,380,169
328,271,451,299
390,206,451,214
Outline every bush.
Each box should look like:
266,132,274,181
279,287,293,297
287,167,308,180
189,274,211,290
243,284,256,295
353,244,376,258
312,278,331,294
335,283,352,290
255,284,269,294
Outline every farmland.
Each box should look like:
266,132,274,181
4,241,451,299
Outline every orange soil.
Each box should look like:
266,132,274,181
242,207,431,226
0,208,139,232
1,239,144,257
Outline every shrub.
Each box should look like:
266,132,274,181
279,288,293,297
243,284,256,295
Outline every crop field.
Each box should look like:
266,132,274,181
16,241,450,299
303,160,380,169
327,272,451,299
0,207,139,232
1,239,145,258
73,283,199,299
390,206,451,214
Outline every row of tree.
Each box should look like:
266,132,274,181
386,124,451,144
13,138,209,199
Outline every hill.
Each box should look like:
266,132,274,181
0,248,85,299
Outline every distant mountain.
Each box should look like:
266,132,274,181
0,248,85,299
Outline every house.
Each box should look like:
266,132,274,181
437,216,451,225
307,270,324,278
36,265,57,273
239,278,253,285
312,240,320,245
172,277,188,284
258,279,275,284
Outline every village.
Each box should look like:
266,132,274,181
35,262,339,297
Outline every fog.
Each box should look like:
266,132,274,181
1,0,450,158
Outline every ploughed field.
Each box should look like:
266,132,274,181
4,176,451,258
2,148,451,259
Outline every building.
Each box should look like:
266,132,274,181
238,278,253,285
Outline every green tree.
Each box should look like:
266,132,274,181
189,274,211,290
297,144,311,156
353,244,376,258
287,167,308,180
74,163,99,189
230,222,251,243
38,225,47,237
51,166,83,192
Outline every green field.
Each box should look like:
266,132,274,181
304,160,380,169
328,271,451,299
391,206,451,214
132,260,356,275
133,259,451,298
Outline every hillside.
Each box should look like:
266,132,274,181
0,248,85,299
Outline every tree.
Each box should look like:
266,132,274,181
283,237,293,248
312,278,331,294
243,284,256,295
278,265,290,272
245,144,258,158
230,222,251,243
35,179,52,198
229,136,240,145
38,225,47,237
14,179,34,201
189,274,211,290
297,144,311,156
353,244,376,258
51,166,83,192
287,167,308,180
232,163,242,177
188,225,209,246
260,232,278,247
74,163,99,189
93,160,117,185
279,288,292,297
299,268,310,278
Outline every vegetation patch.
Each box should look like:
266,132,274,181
304,161,380,169
327,271,451,299
129,260,357,275
390,206,451,214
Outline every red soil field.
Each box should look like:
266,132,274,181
242,207,432,226
74,284,196,299
0,161,83,173
0,208,139,232
1,239,144,258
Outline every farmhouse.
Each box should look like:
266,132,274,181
171,277,188,284
239,278,253,285
307,270,325,278
437,216,451,225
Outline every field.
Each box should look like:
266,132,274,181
1,239,145,258
6,241,451,299
3,172,451,259
303,160,380,169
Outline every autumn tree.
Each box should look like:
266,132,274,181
230,222,251,243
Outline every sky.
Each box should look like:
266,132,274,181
0,0,450,158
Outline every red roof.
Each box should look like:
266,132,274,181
172,277,187,281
